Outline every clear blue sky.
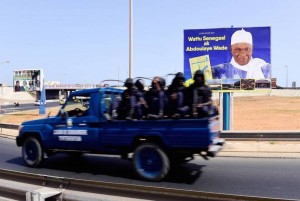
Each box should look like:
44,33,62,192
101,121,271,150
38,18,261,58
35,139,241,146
0,0,299,87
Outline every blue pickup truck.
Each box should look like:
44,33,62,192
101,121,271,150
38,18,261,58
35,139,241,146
16,87,224,181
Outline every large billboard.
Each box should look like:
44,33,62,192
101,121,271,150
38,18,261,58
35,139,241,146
13,69,44,92
184,27,271,90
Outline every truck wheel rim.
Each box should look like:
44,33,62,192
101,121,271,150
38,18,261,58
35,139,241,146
25,141,38,161
137,148,163,178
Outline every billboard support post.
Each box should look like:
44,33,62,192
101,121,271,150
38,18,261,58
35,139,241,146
223,92,230,130
39,77,46,115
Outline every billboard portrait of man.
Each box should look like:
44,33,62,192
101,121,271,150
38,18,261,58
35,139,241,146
212,29,271,79
14,80,21,92
184,27,271,82
14,80,26,92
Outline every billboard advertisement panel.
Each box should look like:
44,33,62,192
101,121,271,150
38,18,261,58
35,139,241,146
184,27,271,90
13,69,44,92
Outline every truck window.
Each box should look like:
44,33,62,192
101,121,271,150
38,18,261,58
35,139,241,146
102,92,121,120
64,94,91,117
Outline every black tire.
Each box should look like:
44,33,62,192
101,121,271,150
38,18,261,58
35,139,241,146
169,154,194,165
22,137,44,167
133,143,170,181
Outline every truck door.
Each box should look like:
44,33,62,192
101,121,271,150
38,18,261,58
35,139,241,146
51,93,100,151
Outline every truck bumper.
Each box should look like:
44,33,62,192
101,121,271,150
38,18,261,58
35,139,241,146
16,136,22,147
207,138,225,157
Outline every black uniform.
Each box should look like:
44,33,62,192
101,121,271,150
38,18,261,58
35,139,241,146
167,72,189,118
187,70,213,118
134,79,147,119
117,78,136,120
146,76,167,119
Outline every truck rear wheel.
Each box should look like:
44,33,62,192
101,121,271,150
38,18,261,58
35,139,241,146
22,137,43,167
133,143,170,181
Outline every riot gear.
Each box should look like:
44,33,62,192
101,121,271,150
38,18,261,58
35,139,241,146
193,70,205,85
124,78,134,88
147,76,167,119
134,79,147,119
187,71,214,118
151,76,165,89
135,79,145,91
118,78,136,120
167,72,189,118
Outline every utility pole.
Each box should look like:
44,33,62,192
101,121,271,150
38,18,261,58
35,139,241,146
129,0,133,78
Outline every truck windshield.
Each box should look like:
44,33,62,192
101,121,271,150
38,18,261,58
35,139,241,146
63,94,91,117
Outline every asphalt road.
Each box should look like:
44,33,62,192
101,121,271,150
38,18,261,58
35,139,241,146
0,101,60,114
1,137,300,200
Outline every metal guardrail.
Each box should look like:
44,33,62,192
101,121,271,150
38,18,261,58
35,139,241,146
0,123,19,130
221,131,300,140
0,168,295,201
0,108,23,114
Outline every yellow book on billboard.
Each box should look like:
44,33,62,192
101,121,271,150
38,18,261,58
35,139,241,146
189,55,213,80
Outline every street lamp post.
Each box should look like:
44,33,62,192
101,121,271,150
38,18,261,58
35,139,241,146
0,60,9,68
285,65,288,88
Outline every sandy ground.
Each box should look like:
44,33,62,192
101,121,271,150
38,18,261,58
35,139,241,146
231,96,300,130
1,96,300,131
0,106,61,125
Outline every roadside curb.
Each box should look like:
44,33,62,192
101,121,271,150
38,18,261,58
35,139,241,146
218,140,300,158
218,152,300,159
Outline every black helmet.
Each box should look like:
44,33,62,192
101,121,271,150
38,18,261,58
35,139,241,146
151,76,165,89
175,72,185,80
135,79,144,90
159,77,166,88
175,72,185,82
124,78,134,88
171,72,185,87
193,70,205,81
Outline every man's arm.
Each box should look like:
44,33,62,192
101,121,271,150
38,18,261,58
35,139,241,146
261,63,271,79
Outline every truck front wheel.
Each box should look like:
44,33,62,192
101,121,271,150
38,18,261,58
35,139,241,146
133,143,170,181
22,137,43,167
